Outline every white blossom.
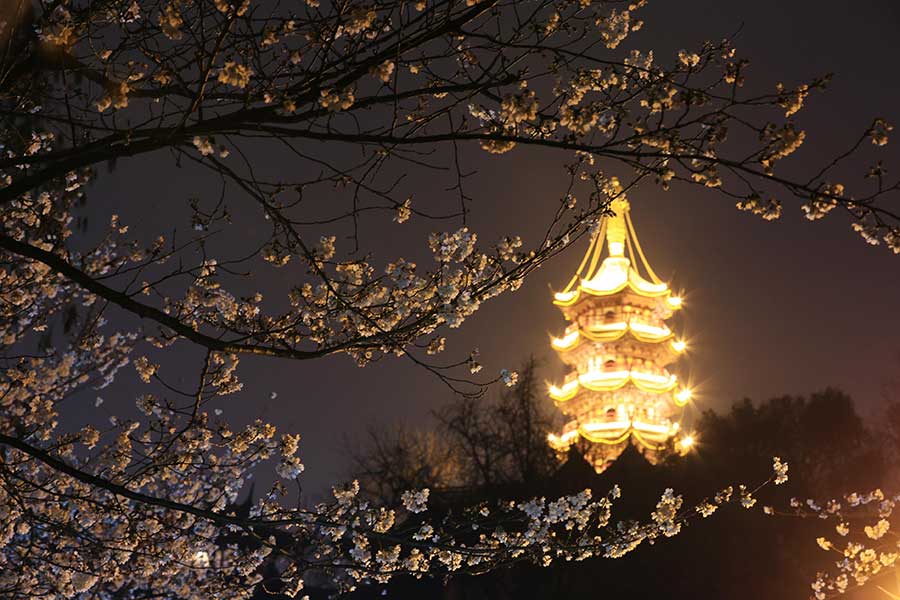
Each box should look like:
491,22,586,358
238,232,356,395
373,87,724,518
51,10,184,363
401,488,430,513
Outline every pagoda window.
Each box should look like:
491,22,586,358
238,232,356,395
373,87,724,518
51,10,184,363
604,358,617,370
603,310,616,323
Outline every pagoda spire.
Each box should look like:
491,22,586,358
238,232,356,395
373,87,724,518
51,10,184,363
604,197,629,257
546,198,692,473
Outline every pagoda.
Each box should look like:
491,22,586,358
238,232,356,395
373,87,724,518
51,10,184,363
546,197,693,473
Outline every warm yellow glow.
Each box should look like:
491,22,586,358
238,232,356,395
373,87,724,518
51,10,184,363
580,369,677,393
632,427,676,448
629,370,675,386
580,257,631,294
548,379,580,401
549,369,678,401
548,419,682,451
577,369,628,386
550,329,580,350
628,321,671,338
553,289,578,303
570,322,674,344
606,199,629,257
547,429,580,448
627,268,670,295
546,197,693,472
581,420,631,432
590,321,629,333
554,257,670,306
580,428,632,445
674,387,692,406
632,420,674,435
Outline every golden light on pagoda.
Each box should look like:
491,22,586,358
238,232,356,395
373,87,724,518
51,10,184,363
546,197,691,473
675,387,693,406
678,434,696,454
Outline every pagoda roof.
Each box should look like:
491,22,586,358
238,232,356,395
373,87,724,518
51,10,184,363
550,322,678,351
549,369,678,402
553,199,682,309
548,418,678,452
553,257,671,305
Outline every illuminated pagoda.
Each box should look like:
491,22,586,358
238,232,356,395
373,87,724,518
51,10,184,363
546,197,693,473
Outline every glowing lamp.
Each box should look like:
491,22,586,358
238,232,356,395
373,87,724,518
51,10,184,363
674,387,692,406
551,329,580,350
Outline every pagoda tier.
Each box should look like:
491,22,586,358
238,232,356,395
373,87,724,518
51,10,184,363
546,198,692,473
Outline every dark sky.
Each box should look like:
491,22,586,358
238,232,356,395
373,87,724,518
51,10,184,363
82,0,900,496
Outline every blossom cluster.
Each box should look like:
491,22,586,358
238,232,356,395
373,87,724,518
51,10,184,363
762,487,900,598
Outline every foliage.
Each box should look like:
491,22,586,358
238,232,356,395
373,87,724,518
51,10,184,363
350,358,559,503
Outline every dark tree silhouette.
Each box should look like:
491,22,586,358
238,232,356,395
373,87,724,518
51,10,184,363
348,386,885,600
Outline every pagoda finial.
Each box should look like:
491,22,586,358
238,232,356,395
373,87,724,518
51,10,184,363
606,198,630,257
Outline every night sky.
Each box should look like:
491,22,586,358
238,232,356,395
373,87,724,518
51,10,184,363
82,0,900,496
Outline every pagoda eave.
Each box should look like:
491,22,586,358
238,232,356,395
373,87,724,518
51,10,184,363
551,325,679,351
553,281,677,307
549,420,678,451
549,371,678,402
